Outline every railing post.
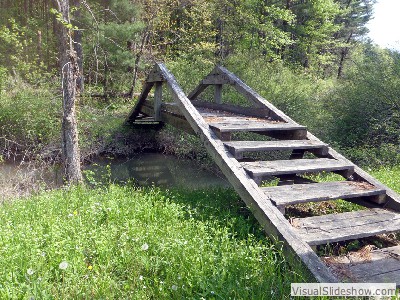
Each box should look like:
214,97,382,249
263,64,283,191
154,82,163,121
214,84,222,104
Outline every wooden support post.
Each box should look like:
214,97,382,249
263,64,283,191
214,84,222,104
290,149,305,159
154,82,163,122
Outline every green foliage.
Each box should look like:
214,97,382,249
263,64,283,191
0,185,307,299
326,44,400,163
286,0,343,71
223,54,335,133
0,82,60,150
0,19,44,81
77,100,128,157
49,8,77,30
0,66,7,96
82,0,145,92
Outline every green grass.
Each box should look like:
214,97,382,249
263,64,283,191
0,166,399,299
372,165,400,194
0,185,308,299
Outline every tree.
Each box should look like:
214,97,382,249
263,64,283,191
53,0,82,184
284,0,343,71
334,0,375,78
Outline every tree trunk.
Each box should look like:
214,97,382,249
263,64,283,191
129,31,148,98
337,32,353,79
54,0,82,184
72,0,84,93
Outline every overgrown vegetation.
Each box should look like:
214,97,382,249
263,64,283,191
0,185,307,299
0,0,399,297
0,0,398,167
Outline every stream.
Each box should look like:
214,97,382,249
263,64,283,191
0,153,229,198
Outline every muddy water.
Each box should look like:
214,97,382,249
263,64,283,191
0,153,229,197
89,153,229,189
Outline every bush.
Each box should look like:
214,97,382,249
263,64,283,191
0,80,61,156
326,45,400,150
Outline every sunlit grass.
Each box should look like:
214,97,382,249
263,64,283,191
0,185,307,299
372,165,400,193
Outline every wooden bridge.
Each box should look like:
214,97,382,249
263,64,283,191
127,63,400,284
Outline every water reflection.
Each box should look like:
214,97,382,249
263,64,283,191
0,154,229,199
87,153,229,189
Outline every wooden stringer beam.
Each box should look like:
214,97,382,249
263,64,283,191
188,66,299,123
125,65,164,124
130,63,338,283
126,63,400,285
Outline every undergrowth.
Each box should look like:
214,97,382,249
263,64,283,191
0,185,308,299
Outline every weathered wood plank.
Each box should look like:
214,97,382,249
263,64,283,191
188,84,208,100
199,66,400,211
307,132,397,205
155,63,337,283
215,66,299,122
325,245,400,285
242,158,355,180
125,81,154,123
161,102,184,116
139,101,195,135
209,120,307,134
154,82,163,121
201,73,233,85
193,101,271,118
293,208,400,245
262,181,386,207
141,100,185,117
147,68,164,82
224,140,328,159
214,84,222,104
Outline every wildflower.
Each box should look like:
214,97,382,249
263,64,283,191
87,265,93,270
73,210,78,216
171,285,178,291
27,268,34,276
141,243,149,251
139,275,144,281
59,261,69,270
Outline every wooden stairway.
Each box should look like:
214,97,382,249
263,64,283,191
126,63,400,284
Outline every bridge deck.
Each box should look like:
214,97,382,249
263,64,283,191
126,63,400,285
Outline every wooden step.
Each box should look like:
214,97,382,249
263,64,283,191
326,245,400,284
262,181,386,207
224,140,328,159
292,208,400,245
242,158,354,182
208,120,306,134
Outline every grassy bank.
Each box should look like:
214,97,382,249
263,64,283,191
0,166,399,299
0,185,308,299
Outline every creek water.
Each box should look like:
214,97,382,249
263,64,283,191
89,153,230,189
0,153,229,196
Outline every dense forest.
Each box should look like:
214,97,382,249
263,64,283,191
0,0,399,172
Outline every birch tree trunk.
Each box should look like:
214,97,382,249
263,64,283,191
72,0,84,93
54,0,82,184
